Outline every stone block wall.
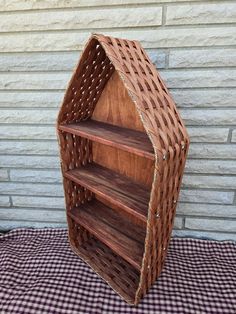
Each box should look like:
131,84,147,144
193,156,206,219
0,0,235,240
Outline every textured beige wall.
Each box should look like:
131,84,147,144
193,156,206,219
0,0,235,240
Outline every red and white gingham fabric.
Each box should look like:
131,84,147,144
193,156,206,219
0,229,235,314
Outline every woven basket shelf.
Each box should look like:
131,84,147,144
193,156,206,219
57,34,189,305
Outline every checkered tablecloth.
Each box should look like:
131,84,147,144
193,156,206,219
0,229,235,314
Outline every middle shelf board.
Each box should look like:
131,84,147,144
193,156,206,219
64,163,150,223
58,120,155,160
68,199,146,271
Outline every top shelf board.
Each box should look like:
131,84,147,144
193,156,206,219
59,120,155,160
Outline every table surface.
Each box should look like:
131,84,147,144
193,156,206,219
0,229,235,314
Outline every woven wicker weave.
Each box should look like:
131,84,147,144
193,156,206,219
57,34,189,305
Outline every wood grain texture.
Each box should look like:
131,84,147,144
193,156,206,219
69,199,145,270
64,163,150,223
92,142,154,188
92,71,145,132
59,120,154,160
90,70,155,190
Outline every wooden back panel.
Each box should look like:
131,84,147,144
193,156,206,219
91,71,154,188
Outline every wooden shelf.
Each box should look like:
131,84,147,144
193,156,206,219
57,33,189,305
64,163,150,223
68,199,145,270
59,120,154,160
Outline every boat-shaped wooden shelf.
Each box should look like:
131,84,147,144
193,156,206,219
57,34,189,305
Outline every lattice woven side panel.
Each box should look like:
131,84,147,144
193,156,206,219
57,38,114,125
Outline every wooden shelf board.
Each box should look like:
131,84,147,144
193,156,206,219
72,236,139,304
59,120,154,160
68,199,145,270
64,163,150,223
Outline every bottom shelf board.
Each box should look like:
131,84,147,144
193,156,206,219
68,199,146,271
72,236,140,304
